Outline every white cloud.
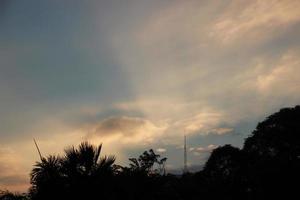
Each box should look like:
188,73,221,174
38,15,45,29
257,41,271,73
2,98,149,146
210,128,233,135
156,148,166,153
190,144,218,156
189,147,195,152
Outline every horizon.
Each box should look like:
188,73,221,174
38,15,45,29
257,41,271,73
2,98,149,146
1,0,300,192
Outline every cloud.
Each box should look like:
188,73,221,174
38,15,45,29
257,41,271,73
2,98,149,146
210,0,300,44
210,128,234,135
156,148,166,153
87,116,167,145
255,51,300,94
1,0,300,192
190,144,218,156
231,49,300,112
111,0,300,138
0,176,27,186
95,116,148,136
172,110,234,135
0,147,29,192
115,101,235,145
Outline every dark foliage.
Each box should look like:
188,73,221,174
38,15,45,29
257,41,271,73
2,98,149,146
244,106,300,159
243,106,300,199
2,105,300,200
29,142,116,200
0,191,28,200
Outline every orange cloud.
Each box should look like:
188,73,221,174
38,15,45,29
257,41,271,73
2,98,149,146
0,147,29,192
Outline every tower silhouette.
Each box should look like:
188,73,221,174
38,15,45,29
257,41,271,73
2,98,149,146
184,135,188,173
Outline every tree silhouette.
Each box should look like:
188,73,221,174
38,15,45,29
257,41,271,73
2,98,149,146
124,149,167,176
61,142,115,199
30,142,116,200
242,105,300,199
31,156,61,185
199,145,248,199
30,156,63,200
61,142,115,178
203,145,244,179
4,105,300,200
114,149,168,200
244,105,300,159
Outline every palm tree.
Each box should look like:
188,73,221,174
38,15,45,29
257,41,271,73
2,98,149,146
30,155,63,200
30,142,116,200
61,142,116,178
31,156,62,185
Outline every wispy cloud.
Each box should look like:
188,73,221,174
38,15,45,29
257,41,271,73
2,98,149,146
210,0,300,44
255,51,300,94
190,144,218,156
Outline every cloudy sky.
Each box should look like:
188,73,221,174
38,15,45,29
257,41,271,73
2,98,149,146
1,0,300,191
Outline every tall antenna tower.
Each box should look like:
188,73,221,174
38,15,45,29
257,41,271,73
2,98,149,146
184,135,188,173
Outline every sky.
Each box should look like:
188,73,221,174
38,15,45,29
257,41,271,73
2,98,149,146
1,0,300,192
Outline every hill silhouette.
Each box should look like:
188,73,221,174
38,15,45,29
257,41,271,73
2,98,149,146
1,105,300,200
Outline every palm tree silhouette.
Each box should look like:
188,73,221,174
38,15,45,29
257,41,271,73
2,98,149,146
30,156,63,200
30,142,116,200
61,142,116,177
31,156,62,184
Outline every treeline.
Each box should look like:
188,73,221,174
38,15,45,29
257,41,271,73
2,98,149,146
1,106,300,200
